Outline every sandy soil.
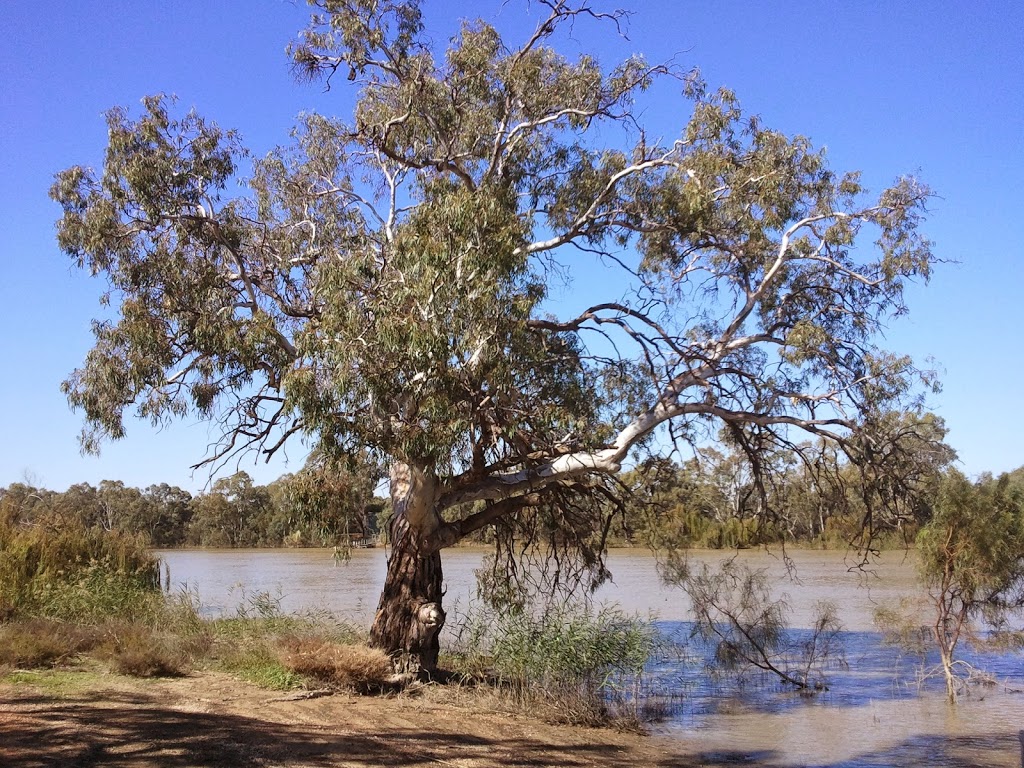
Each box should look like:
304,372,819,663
0,670,697,768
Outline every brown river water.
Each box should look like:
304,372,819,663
157,547,1024,767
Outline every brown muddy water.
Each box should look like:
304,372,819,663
158,547,1024,767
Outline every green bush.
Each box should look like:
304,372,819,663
445,602,655,725
0,517,161,622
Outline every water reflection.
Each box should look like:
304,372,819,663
157,547,923,630
650,619,1024,767
158,547,1024,767
650,622,1024,713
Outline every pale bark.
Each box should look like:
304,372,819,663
369,462,446,673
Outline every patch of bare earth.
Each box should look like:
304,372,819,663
0,671,694,767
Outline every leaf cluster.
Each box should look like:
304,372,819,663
53,1,941,587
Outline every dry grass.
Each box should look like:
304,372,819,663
0,619,199,678
277,635,393,693
0,619,100,668
97,624,192,678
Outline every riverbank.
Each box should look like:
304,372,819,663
0,667,692,768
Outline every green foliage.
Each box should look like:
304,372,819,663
0,467,385,551
915,469,1024,701
623,411,954,553
275,453,384,549
0,514,161,622
28,559,163,623
55,0,936,510
52,0,944,658
675,559,843,690
187,472,272,547
917,470,1024,608
446,601,655,723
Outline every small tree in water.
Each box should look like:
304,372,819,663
673,558,842,691
916,470,1024,702
54,0,937,672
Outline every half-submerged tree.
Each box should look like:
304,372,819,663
917,470,1024,702
54,0,936,671
676,559,842,691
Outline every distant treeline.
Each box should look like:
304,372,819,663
0,467,385,549
613,429,1024,549
4,445,1022,551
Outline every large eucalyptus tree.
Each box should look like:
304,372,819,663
53,0,936,670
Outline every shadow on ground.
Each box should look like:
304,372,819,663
0,687,691,768
6,683,1016,767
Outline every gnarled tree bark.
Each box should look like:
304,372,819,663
369,462,446,673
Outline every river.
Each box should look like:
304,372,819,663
157,547,1024,767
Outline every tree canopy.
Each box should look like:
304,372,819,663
53,0,939,666
916,470,1024,700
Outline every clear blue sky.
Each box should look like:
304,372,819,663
1,1,1021,492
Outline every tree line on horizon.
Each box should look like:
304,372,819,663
0,462,384,550
5,435,1020,553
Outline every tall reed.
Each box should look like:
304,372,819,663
0,516,161,622
445,601,656,725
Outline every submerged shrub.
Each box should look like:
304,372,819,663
873,599,931,652
676,559,843,691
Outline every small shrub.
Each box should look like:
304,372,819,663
0,619,99,668
676,560,844,691
99,624,188,678
444,602,655,726
278,635,392,692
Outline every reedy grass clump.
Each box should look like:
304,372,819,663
0,515,202,677
277,635,393,692
202,589,370,690
0,515,161,622
444,602,656,726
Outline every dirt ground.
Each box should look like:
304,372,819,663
0,670,699,768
